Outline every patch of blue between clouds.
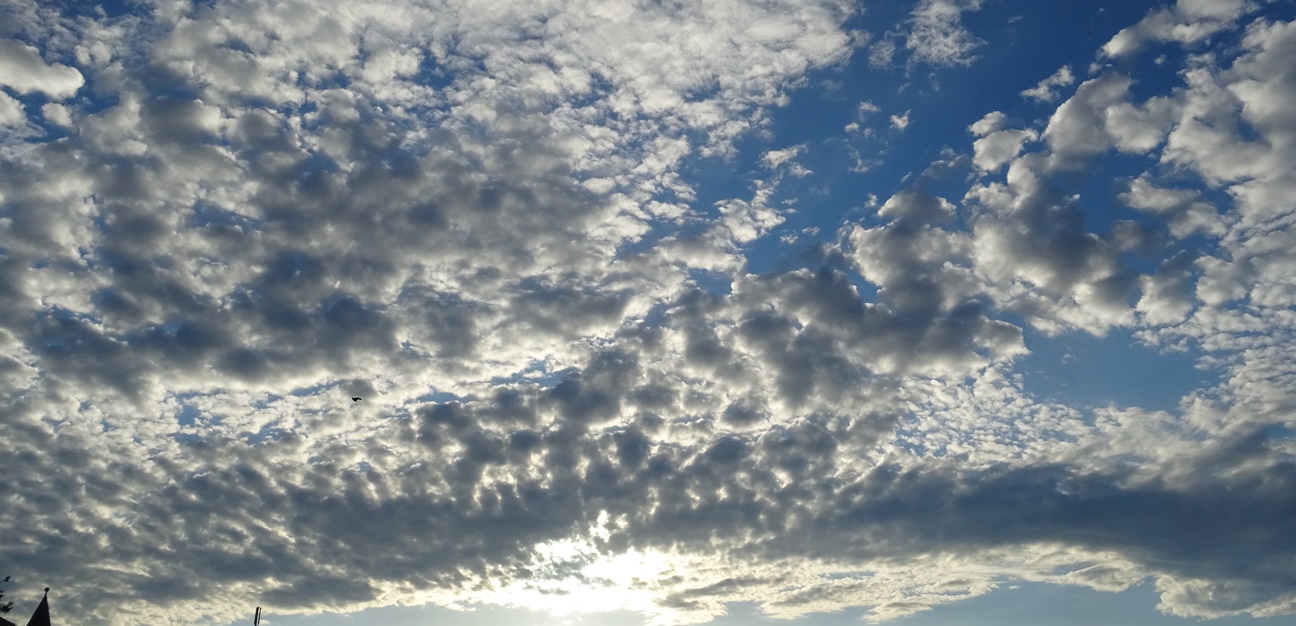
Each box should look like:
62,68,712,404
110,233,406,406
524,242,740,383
671,0,1230,422
1014,327,1209,413
684,2,1171,283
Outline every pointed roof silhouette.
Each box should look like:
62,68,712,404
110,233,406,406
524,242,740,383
24,589,48,626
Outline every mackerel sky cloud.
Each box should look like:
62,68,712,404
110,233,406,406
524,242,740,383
1,1,1294,625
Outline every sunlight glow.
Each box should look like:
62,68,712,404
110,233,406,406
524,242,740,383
471,537,688,625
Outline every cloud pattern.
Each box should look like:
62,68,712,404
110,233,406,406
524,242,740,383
0,1,1294,624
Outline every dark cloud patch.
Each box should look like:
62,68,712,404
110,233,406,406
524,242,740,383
508,276,632,339
721,398,768,426
29,309,140,395
395,285,482,359
815,461,1296,590
140,96,222,145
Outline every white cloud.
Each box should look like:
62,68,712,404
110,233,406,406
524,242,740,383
866,0,983,69
869,32,899,67
0,3,872,620
1136,252,1197,326
845,101,881,135
761,144,806,169
890,109,910,131
967,110,1006,136
716,183,786,244
970,129,1036,172
955,28,1296,623
906,0,984,67
1119,175,1224,239
968,111,1037,172
1020,65,1074,102
0,90,23,126
0,38,83,98
3,2,1296,625
1041,72,1177,170
40,102,71,126
1102,0,1259,58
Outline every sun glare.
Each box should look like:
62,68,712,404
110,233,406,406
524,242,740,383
471,538,685,624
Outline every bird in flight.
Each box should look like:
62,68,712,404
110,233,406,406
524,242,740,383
351,397,362,402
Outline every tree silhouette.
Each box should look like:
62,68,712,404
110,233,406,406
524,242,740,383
0,578,11,614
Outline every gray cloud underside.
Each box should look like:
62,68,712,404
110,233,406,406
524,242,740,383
1,1,1294,624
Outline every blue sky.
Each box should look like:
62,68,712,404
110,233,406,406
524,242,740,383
1,1,1295,625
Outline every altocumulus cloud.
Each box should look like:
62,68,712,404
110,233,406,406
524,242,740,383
0,1,1294,625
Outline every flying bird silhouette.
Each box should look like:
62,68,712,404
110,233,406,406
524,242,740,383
351,397,362,402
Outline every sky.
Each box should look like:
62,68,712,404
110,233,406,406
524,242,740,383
1,0,1295,625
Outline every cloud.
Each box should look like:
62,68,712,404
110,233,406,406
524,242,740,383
2,2,1296,625
844,100,883,135
39,102,71,126
1041,72,1177,170
761,145,811,176
968,111,1037,172
0,38,83,98
889,109,911,131
962,154,1142,335
0,90,22,125
905,0,985,67
868,31,899,67
1102,0,1259,58
1119,174,1223,239
1020,65,1074,102
867,0,984,69
0,0,869,621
